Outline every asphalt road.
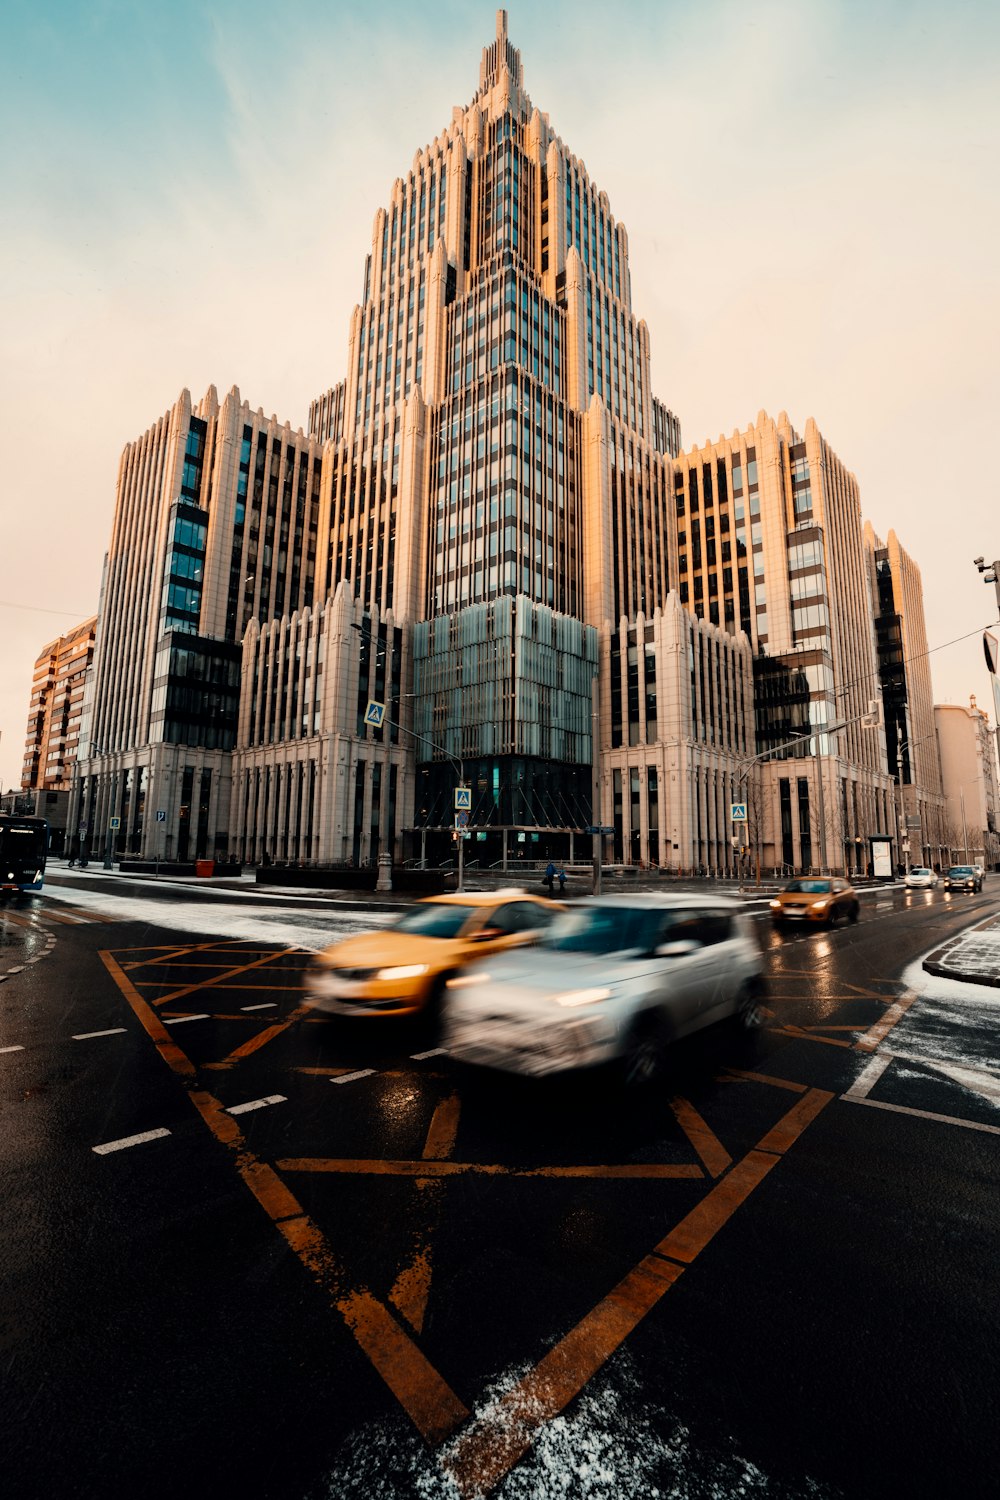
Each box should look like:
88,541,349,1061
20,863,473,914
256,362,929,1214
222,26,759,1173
1,879,998,1499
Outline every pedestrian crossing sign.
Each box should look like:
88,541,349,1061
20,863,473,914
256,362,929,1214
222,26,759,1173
365,700,386,728
454,787,472,810
730,802,747,822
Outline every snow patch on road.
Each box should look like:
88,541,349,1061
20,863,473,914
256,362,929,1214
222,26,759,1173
317,1353,836,1498
893,957,1000,1079
40,886,394,951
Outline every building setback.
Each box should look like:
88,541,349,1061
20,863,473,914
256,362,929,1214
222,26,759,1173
73,385,322,862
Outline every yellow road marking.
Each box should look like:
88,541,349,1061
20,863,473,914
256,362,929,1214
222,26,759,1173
389,1094,464,1334
100,946,470,1446
121,942,218,971
720,1068,808,1093
855,992,917,1052
149,947,299,1007
668,1096,731,1177
445,1254,685,1497
422,1095,462,1161
445,1086,834,1495
771,1025,856,1049
278,1158,704,1180
203,1006,310,1069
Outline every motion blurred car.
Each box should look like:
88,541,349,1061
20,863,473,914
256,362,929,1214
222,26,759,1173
769,877,859,926
904,867,938,889
304,891,561,1019
444,894,766,1083
943,865,982,892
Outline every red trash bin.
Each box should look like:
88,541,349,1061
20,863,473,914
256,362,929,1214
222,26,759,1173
195,859,215,878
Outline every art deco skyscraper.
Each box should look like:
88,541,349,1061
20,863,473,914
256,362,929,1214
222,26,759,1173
290,10,687,865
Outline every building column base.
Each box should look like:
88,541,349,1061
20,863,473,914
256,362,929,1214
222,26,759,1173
376,852,393,892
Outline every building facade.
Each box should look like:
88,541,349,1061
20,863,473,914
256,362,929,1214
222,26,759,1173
73,385,323,862
934,698,1000,870
670,410,896,874
65,12,945,878
864,523,946,868
21,616,96,794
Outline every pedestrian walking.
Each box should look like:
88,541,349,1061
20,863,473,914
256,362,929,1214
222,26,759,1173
557,867,566,894
544,860,556,892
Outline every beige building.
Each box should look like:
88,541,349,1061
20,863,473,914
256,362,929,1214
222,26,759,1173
73,384,323,862
934,698,999,869
671,410,895,875
21,616,96,793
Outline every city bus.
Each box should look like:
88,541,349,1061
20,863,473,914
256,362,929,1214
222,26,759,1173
0,816,49,893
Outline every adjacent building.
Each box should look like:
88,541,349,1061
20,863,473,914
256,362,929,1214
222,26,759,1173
934,698,1000,870
73,385,323,862
21,616,96,792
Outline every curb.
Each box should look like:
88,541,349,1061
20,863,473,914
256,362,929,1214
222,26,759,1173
922,911,1000,990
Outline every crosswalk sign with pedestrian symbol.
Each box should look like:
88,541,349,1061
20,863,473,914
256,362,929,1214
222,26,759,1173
730,803,747,822
365,700,386,728
454,787,472,810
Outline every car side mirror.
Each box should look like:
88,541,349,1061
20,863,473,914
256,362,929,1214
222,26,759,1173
654,939,699,958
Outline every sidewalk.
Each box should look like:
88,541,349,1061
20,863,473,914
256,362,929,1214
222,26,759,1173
922,910,1000,989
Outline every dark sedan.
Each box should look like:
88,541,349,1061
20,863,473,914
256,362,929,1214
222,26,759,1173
943,865,983,892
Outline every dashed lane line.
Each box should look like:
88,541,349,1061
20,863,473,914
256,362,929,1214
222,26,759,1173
162,1013,210,1024
1,1044,25,1054
226,1094,287,1116
93,1128,172,1155
242,1002,278,1011
72,1027,128,1041
332,1068,377,1085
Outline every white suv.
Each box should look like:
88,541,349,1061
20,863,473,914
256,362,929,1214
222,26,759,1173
444,894,766,1084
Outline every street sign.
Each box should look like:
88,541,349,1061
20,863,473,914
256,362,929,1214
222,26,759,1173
455,811,469,828
586,825,615,835
906,816,921,830
454,787,472,810
109,816,121,830
155,810,166,823
730,803,747,822
364,700,386,729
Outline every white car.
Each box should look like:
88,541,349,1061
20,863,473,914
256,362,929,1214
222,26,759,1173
904,867,938,889
444,894,766,1084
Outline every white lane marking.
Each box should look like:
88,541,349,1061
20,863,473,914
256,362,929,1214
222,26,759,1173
841,1094,1000,1136
846,1053,893,1099
410,1048,447,1061
226,1094,286,1115
331,1068,377,1085
1,1044,25,1054
72,1027,127,1040
6,966,24,975
93,1128,172,1155
162,1013,210,1024
241,1002,277,1011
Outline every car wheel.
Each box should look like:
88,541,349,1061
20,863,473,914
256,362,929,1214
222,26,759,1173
737,980,765,1029
620,1015,667,1087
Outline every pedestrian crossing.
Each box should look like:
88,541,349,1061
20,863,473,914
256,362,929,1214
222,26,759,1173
0,902,114,928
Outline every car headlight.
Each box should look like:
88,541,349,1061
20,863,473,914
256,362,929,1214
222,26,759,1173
374,964,428,982
769,900,781,909
554,987,612,1008
810,900,829,910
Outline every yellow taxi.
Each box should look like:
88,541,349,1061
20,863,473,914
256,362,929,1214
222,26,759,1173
769,876,860,927
304,890,563,1019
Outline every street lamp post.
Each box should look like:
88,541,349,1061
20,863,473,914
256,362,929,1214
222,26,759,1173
894,733,934,876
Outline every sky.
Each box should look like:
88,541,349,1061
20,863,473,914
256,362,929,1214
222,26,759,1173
2,0,999,792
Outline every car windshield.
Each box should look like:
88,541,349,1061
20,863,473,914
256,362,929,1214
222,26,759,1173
391,903,479,939
910,868,931,876
783,879,832,895
947,868,973,876
541,904,664,955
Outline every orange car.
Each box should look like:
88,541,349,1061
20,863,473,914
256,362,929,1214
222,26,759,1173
769,877,860,926
304,890,562,1018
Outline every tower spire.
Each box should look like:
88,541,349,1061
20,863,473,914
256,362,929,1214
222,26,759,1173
480,8,522,93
